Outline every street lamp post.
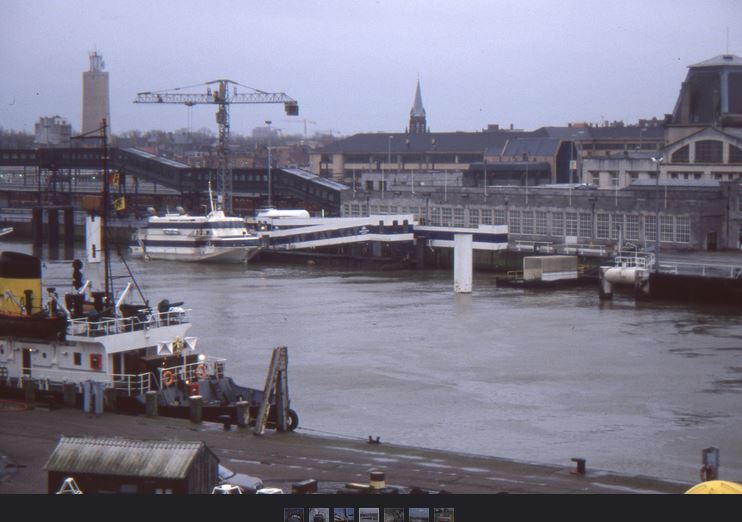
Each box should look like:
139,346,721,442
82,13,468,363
651,155,663,270
524,152,529,205
483,158,487,200
385,136,393,199
265,120,273,209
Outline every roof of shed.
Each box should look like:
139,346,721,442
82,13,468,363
44,437,212,479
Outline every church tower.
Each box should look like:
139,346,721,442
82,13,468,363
408,79,427,134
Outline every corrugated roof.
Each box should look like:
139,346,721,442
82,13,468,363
44,436,208,479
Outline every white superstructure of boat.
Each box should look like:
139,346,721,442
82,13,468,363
130,209,262,263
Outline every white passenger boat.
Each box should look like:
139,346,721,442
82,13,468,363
129,208,262,263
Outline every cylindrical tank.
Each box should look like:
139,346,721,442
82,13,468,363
604,267,639,285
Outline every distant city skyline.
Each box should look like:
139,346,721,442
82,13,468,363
1,0,740,138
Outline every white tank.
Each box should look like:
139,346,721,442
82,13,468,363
604,267,639,285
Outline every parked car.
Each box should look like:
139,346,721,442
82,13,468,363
217,464,263,494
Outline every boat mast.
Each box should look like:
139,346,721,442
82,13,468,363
101,118,112,302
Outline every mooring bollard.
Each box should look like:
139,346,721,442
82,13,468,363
292,479,318,494
701,447,720,482
63,382,76,408
218,414,231,431
369,470,386,489
235,401,249,428
189,395,203,424
23,378,36,407
103,387,117,414
145,391,158,418
571,457,586,475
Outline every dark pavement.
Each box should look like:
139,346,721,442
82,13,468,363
0,402,692,494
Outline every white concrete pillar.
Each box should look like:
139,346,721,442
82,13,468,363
454,233,473,293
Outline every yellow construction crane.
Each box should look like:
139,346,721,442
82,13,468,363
134,79,298,214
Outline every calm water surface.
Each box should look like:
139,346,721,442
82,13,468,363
6,239,742,483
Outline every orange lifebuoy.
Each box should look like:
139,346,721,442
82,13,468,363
195,364,207,380
162,370,175,387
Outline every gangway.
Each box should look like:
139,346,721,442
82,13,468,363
257,215,509,252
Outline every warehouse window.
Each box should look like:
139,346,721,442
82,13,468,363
675,216,690,243
596,214,610,239
579,213,592,238
645,215,657,241
453,208,465,227
565,212,578,237
442,207,453,227
625,214,640,240
521,211,534,235
509,210,521,233
494,209,506,225
468,208,480,227
552,211,564,236
660,215,674,242
535,211,548,235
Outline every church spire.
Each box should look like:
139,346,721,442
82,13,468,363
408,78,427,134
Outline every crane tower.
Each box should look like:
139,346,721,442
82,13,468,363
134,79,298,214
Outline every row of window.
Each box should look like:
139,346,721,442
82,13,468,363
343,204,691,243
671,140,742,164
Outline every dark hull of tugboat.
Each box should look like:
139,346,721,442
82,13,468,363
0,377,298,431
0,313,68,341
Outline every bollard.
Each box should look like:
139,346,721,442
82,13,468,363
369,470,386,489
103,387,117,413
82,381,92,413
235,401,250,428
701,447,720,482
189,395,203,424
63,383,77,408
93,382,104,416
218,414,231,431
145,391,158,418
571,458,586,475
23,379,36,407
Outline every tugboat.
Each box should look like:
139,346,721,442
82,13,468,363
0,125,296,430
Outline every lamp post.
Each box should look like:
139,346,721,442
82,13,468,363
651,155,663,270
265,120,273,209
524,152,529,206
483,158,488,200
385,135,393,199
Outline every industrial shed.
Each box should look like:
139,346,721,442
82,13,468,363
44,436,219,494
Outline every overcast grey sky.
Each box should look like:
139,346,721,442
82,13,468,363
1,0,740,138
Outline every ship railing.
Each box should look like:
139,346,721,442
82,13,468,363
157,357,227,390
656,261,742,279
613,253,654,269
68,308,192,337
111,372,153,396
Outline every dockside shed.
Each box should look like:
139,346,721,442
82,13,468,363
44,436,219,494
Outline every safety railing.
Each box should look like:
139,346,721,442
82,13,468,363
68,308,191,337
111,372,154,396
657,261,742,279
157,357,226,390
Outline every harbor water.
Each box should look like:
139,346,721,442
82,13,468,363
5,239,742,483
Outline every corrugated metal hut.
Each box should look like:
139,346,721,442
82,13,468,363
44,436,219,494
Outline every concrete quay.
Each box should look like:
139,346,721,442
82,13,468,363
0,404,691,495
